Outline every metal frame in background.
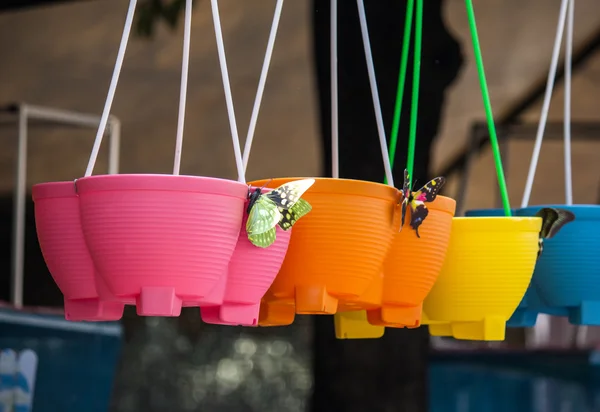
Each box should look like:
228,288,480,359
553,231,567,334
437,24,600,185
0,103,121,309
455,120,600,215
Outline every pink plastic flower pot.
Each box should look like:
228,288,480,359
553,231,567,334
201,188,292,326
76,174,248,317
32,181,125,321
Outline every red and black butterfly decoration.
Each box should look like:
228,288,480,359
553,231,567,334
400,169,446,238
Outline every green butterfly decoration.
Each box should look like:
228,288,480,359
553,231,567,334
246,179,315,248
535,207,575,258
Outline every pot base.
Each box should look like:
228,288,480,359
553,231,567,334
295,285,339,314
366,303,422,328
568,301,600,325
135,287,182,317
258,300,296,326
64,298,124,321
334,311,384,339
201,302,261,326
507,309,539,327
428,317,506,341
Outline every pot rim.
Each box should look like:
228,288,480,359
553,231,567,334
32,181,77,200
426,195,456,215
464,208,517,216
517,204,600,220
452,216,542,232
74,174,248,198
251,177,400,200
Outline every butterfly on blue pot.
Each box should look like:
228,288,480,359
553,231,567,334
400,169,446,238
535,207,575,258
246,179,315,248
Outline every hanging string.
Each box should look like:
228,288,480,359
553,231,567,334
521,0,569,207
84,0,137,177
564,0,574,205
242,0,285,173
172,0,193,175
465,0,511,216
386,0,414,185
406,0,423,187
210,0,246,184
330,0,339,178
356,0,394,187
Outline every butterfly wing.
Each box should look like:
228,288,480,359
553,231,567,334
409,200,429,238
537,238,544,259
278,198,312,231
412,176,446,203
402,169,411,197
246,196,281,236
266,179,315,210
248,227,277,248
535,207,575,239
401,170,411,228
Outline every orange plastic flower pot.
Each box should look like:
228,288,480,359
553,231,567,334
251,178,400,326
367,195,456,328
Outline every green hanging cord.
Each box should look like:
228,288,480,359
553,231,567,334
386,0,415,186
406,0,423,188
465,0,512,216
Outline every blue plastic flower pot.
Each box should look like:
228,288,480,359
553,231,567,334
516,205,600,325
463,208,565,327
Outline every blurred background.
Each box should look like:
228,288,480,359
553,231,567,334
0,0,599,411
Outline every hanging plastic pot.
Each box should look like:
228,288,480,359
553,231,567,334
465,209,569,327
462,208,556,328
32,0,295,321
76,174,247,317
200,187,292,326
328,0,454,337
420,0,545,340
423,217,540,341
511,0,600,325
516,205,600,325
367,195,456,328
32,181,124,321
254,178,399,325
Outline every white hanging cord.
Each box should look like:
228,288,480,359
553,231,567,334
521,0,569,207
331,0,339,178
84,0,137,177
211,0,246,183
173,0,193,175
241,0,285,173
564,0,574,205
356,0,394,187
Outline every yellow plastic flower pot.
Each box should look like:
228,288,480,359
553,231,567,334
334,310,385,339
423,217,540,341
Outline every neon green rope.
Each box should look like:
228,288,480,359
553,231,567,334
465,0,512,216
406,0,423,187
386,0,414,186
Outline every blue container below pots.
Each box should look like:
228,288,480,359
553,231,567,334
0,307,122,412
429,350,600,412
516,205,600,326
